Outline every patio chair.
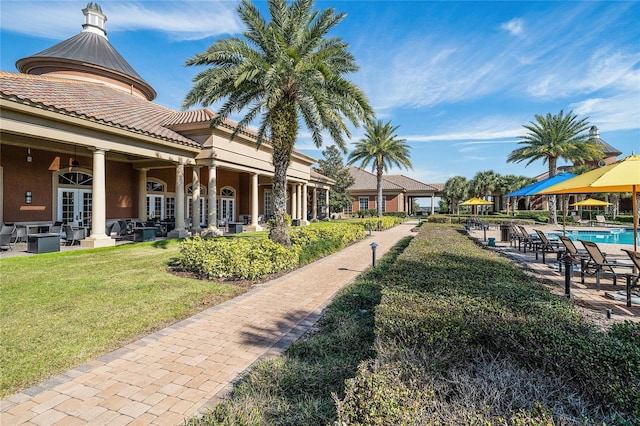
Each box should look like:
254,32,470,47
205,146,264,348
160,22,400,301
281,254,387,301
63,224,85,246
620,249,639,307
533,229,564,264
579,240,634,291
0,224,16,250
11,226,27,243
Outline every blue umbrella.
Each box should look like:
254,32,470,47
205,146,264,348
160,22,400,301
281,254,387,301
506,173,577,197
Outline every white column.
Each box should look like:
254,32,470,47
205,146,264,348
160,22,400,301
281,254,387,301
203,165,222,237
302,184,308,225
431,195,435,215
291,184,297,221
138,168,147,220
191,166,201,235
251,173,261,229
168,163,187,238
325,189,330,218
82,148,114,248
312,187,318,220
296,184,302,222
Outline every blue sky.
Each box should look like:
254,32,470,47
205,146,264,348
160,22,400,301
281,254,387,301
1,0,639,187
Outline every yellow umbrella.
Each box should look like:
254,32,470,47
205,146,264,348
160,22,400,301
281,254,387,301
570,198,612,207
538,154,640,251
460,197,493,216
460,197,493,206
570,198,612,222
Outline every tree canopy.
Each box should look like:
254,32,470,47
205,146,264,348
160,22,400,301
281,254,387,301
183,0,372,245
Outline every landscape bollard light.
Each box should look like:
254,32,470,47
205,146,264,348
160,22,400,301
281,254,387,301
483,224,487,241
564,254,574,297
370,242,379,268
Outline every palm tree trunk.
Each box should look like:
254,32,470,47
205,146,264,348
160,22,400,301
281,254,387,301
548,158,558,225
270,102,298,247
376,164,383,218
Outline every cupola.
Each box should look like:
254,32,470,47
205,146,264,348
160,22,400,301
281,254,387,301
15,2,156,101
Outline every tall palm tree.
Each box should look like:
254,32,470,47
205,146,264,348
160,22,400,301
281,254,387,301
507,110,602,224
347,120,412,217
442,176,468,214
183,0,372,246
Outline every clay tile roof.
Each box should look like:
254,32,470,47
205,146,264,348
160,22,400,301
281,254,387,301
0,71,199,148
348,167,404,191
162,109,217,127
310,169,335,184
348,166,443,192
383,174,440,192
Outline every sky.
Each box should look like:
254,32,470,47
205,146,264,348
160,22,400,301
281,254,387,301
1,0,639,188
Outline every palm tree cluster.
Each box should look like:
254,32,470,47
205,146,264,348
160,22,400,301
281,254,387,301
442,172,536,214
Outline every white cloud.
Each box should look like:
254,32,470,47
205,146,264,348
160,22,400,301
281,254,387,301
500,18,524,37
570,93,640,132
0,1,243,40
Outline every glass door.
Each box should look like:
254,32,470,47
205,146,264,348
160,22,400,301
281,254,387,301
220,198,235,223
58,189,92,226
147,195,164,220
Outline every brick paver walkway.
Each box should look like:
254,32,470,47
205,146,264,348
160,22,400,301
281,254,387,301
1,222,415,425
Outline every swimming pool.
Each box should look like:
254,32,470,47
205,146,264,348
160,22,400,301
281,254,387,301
551,228,636,245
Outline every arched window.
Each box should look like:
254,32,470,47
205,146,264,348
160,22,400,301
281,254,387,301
221,187,235,197
58,171,92,186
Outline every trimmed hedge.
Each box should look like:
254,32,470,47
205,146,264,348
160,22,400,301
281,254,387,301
336,224,639,423
178,237,299,280
178,223,367,281
360,216,404,231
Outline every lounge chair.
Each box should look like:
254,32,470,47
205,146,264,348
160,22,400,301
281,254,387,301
571,215,586,225
579,240,634,291
533,229,564,264
558,235,589,260
620,249,639,307
592,215,612,227
516,225,540,253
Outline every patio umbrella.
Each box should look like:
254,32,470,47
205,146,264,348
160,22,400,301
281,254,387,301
460,197,493,215
569,198,612,223
505,173,577,197
537,154,640,251
506,173,577,229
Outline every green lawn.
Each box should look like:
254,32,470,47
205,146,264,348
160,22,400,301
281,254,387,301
0,240,244,397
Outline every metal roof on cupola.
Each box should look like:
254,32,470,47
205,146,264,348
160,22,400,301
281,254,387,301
589,126,621,157
15,2,156,101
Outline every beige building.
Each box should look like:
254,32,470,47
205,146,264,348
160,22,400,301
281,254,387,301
0,2,332,247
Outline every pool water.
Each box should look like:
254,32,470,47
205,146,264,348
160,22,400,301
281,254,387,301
552,228,635,245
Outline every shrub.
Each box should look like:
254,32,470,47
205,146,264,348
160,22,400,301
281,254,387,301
360,216,403,232
178,237,299,280
178,224,367,281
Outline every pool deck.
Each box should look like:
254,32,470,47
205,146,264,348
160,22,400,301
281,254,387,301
467,223,639,325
